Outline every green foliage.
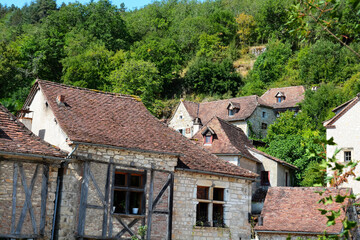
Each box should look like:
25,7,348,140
184,57,242,96
300,84,347,129
109,59,161,109
243,39,292,95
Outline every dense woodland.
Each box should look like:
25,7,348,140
0,0,359,186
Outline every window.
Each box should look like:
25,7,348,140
262,111,267,119
178,129,184,135
196,186,225,227
261,171,270,186
261,123,267,130
113,171,146,215
344,151,352,162
228,109,234,116
285,172,289,186
179,114,183,119
276,96,285,103
204,135,212,144
276,112,280,118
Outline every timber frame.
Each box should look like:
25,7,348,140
76,156,174,240
0,160,52,239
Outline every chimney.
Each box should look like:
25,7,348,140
56,95,65,106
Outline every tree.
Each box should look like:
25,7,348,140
109,59,161,109
235,13,256,47
184,57,243,96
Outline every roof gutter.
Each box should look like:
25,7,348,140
175,168,257,181
254,230,340,236
71,141,183,157
51,144,78,240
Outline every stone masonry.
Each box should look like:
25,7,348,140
172,171,253,240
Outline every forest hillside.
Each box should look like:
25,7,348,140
0,0,359,185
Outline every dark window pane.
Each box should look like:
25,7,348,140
213,204,224,227
261,171,270,186
196,202,209,226
115,172,126,186
130,174,142,188
213,188,224,201
197,186,209,199
113,190,126,213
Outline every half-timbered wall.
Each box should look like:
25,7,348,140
57,145,177,240
172,171,252,240
0,160,58,239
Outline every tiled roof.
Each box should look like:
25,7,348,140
23,80,256,178
324,95,360,128
248,147,298,170
0,104,66,158
182,101,199,119
255,187,351,234
186,95,270,125
192,117,259,162
260,86,305,109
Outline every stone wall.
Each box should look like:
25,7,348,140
248,106,276,139
57,144,177,240
0,160,58,239
172,171,252,240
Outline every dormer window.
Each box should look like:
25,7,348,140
202,127,215,145
227,102,240,117
275,92,285,103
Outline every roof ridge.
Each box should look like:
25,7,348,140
248,146,298,169
199,95,258,105
37,79,138,100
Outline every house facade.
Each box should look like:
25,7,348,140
324,94,360,195
255,187,357,239
168,96,275,139
169,86,305,139
0,103,66,239
17,80,257,239
260,86,305,116
191,117,297,214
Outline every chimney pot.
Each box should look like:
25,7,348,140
57,95,65,103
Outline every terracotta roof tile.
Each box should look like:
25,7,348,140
255,187,352,234
192,117,259,162
23,80,256,178
182,101,199,119
260,86,305,109
0,104,66,158
192,95,270,124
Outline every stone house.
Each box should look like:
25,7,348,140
254,187,357,239
17,80,257,239
324,94,360,195
191,117,297,213
168,95,275,139
260,86,305,117
0,103,66,239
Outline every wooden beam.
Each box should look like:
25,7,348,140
146,170,154,240
40,164,49,235
103,158,112,237
152,175,171,211
168,172,174,240
78,161,90,236
89,168,106,205
11,163,18,234
115,218,139,238
16,163,39,234
114,215,135,237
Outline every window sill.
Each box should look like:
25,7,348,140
193,226,229,230
112,213,145,219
